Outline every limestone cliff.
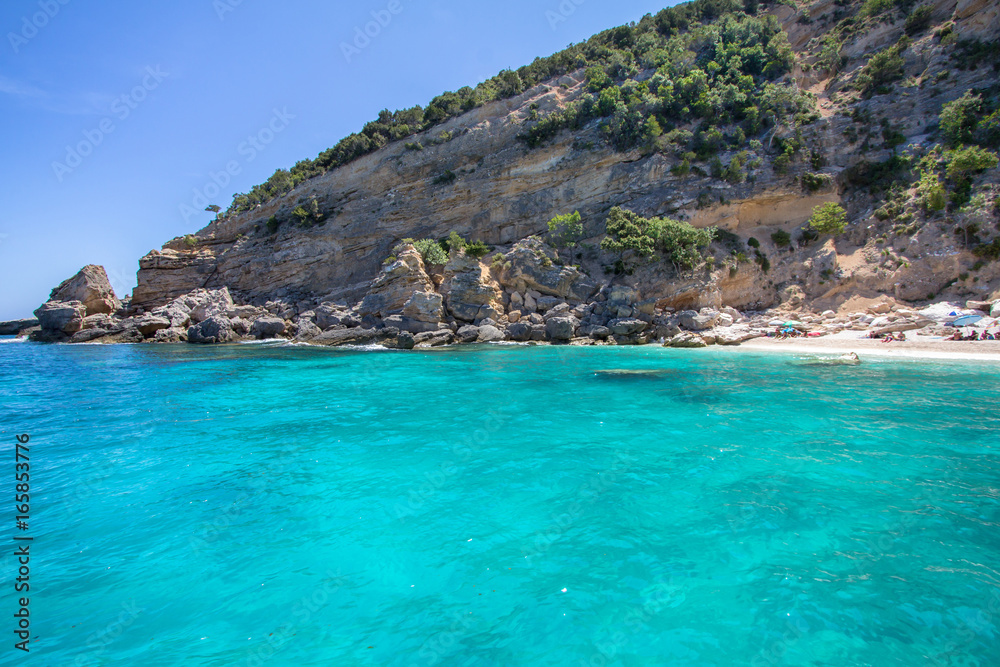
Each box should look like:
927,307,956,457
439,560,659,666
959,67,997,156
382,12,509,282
122,0,998,316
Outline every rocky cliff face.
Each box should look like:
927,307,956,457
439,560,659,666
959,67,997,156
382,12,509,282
89,1,1000,326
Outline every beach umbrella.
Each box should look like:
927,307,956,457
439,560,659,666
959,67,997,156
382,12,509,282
783,321,803,327
951,315,982,327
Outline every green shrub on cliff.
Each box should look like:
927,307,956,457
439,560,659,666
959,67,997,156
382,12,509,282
601,206,714,270
917,169,947,211
547,211,584,261
807,202,847,235
801,172,831,193
397,238,449,266
944,145,998,182
601,207,661,257
940,92,983,147
522,11,807,156
856,43,906,95
904,5,934,35
444,231,466,253
465,241,491,259
291,206,310,226
770,229,791,247
433,170,457,185
943,145,998,206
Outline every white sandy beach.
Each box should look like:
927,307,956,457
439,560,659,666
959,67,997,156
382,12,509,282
738,329,1000,362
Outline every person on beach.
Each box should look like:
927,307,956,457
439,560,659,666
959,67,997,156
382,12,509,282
895,332,906,341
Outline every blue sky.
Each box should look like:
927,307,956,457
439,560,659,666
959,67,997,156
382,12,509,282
0,0,675,320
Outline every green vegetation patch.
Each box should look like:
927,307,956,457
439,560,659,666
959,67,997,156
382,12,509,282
808,202,848,235
601,206,715,270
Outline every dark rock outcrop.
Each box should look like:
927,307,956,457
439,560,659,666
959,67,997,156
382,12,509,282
250,317,286,339
0,319,38,335
34,301,86,335
188,316,237,344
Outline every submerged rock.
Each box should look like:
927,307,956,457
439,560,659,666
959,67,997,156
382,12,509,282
594,369,674,379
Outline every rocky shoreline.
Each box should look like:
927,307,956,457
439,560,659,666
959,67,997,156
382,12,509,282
9,237,998,352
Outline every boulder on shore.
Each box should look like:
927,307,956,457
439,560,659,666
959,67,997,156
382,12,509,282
507,322,532,342
186,288,235,324
546,316,578,341
48,265,121,316
136,315,171,337
359,246,436,319
497,238,597,301
678,309,719,331
477,324,506,342
665,332,708,348
311,327,377,347
250,317,286,339
442,251,502,322
34,300,87,335
187,316,237,344
456,325,481,343
609,318,648,336
414,329,454,347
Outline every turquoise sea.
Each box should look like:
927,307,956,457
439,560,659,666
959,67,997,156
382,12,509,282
1,337,999,666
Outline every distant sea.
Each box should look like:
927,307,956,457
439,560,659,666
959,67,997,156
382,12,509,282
2,338,999,665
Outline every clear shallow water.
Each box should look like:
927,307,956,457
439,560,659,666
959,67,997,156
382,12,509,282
1,339,999,666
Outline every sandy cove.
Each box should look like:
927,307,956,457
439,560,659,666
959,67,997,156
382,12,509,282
737,330,1000,362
